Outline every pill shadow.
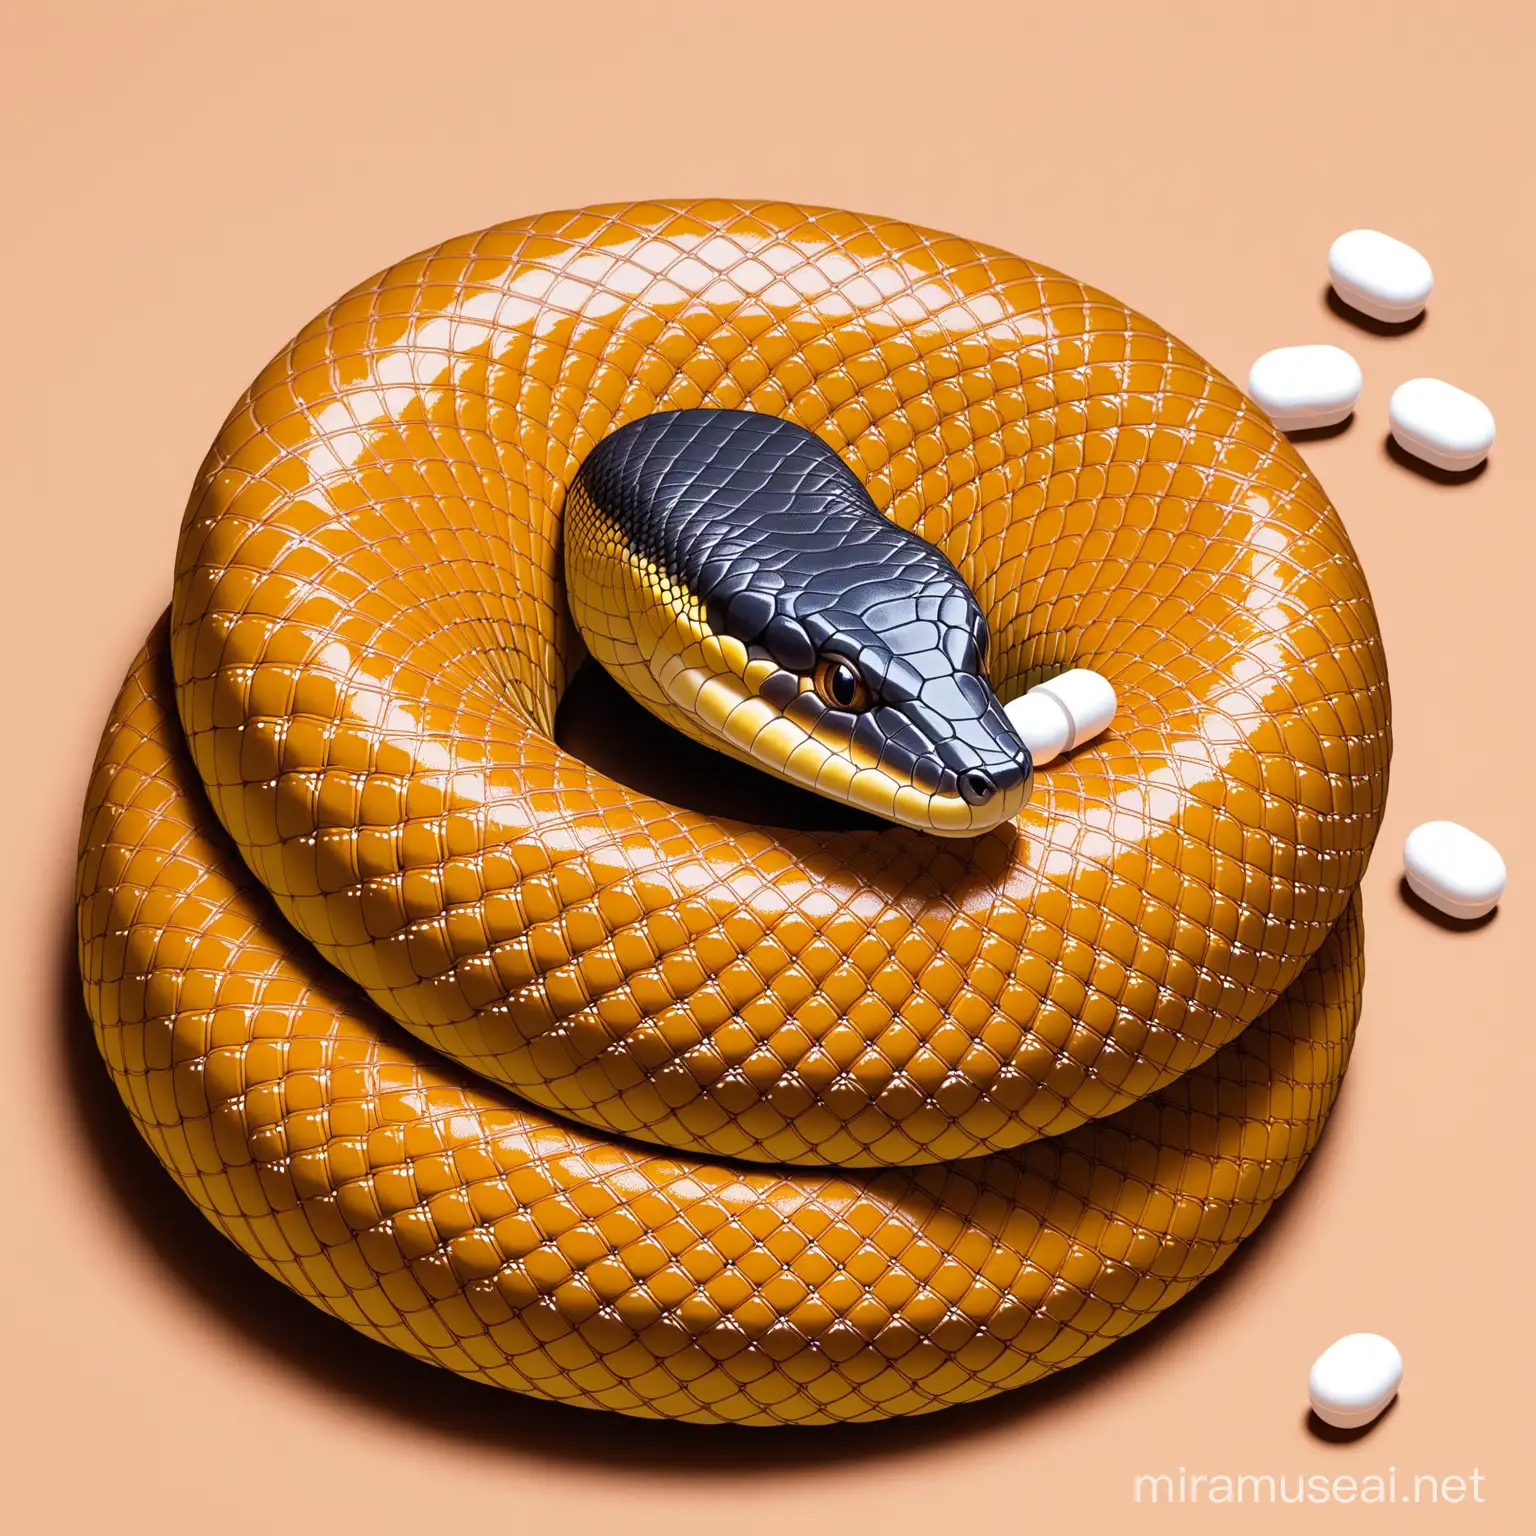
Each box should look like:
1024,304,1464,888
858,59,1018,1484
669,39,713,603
1286,415,1354,443
1397,874,1499,932
57,895,1349,1473
1305,1395,1398,1444
1383,435,1488,485
1323,287,1425,337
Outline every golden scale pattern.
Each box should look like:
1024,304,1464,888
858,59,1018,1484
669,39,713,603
77,202,1389,1421
80,636,1363,1426
164,201,1388,1168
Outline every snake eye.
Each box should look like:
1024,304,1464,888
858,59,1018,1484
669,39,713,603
813,657,871,712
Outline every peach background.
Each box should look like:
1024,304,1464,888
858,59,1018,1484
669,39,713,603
2,1,1531,1529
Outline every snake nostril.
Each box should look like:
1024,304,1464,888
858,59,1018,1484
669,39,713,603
960,770,996,806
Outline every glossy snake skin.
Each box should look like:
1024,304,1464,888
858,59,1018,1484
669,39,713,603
77,202,1389,1424
564,408,1034,834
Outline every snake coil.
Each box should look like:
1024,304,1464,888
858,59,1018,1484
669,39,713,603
77,201,1389,1425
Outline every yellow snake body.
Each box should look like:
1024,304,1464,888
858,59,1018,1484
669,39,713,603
77,201,1390,1425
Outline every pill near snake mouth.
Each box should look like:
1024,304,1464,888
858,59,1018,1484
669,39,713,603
1247,345,1362,432
1329,229,1434,324
1404,820,1506,920
1308,1333,1403,1430
1003,668,1116,768
1389,378,1495,472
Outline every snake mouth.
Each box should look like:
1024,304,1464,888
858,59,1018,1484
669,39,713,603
832,698,1032,834
657,638,1034,836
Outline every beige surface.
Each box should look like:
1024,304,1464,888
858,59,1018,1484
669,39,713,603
1,0,1529,1527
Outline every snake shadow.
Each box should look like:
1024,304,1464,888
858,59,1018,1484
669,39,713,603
58,887,1357,1474
556,658,886,832
556,660,1053,914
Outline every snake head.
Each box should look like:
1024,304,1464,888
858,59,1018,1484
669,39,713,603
565,408,1032,836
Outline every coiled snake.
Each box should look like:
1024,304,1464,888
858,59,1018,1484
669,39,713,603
77,201,1390,1425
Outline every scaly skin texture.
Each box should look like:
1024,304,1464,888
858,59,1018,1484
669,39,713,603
163,201,1389,1168
78,633,1364,1426
564,408,1033,836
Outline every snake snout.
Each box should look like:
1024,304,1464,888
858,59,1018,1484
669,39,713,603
959,752,1029,806
961,770,999,806
908,686,1033,828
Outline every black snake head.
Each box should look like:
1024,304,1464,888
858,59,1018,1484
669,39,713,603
564,408,1032,836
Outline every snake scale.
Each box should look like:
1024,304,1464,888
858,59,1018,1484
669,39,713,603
77,200,1390,1425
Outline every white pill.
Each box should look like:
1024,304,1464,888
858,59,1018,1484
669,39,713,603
1403,820,1506,920
1389,378,1495,472
1309,1333,1403,1430
1247,345,1362,432
1005,668,1116,768
1329,229,1434,324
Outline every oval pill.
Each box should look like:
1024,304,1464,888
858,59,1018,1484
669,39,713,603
1309,1333,1403,1430
1247,345,1362,432
1389,378,1495,472
1329,229,1434,324
1403,820,1506,920
1005,668,1116,768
